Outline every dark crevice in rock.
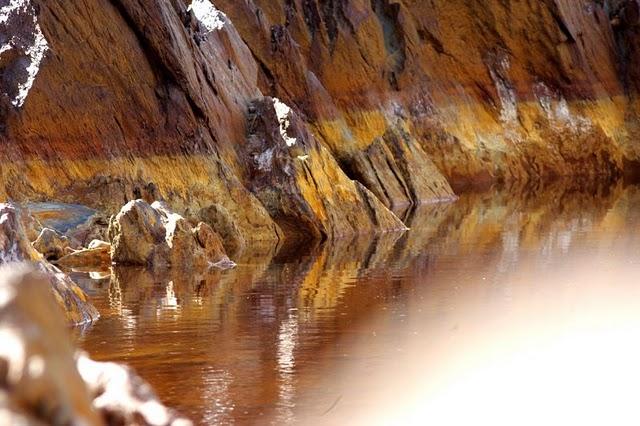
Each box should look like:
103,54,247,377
108,0,208,123
549,8,576,43
320,0,351,51
417,26,454,59
301,0,323,37
370,0,407,90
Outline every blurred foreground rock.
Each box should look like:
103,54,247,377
0,264,192,426
0,203,98,325
0,264,101,425
109,200,233,268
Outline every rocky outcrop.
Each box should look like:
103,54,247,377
216,0,636,188
0,203,98,324
1,0,640,241
108,200,233,268
245,97,407,240
0,264,191,426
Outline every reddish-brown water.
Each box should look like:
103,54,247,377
75,181,640,425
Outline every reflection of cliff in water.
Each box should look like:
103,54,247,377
75,180,640,424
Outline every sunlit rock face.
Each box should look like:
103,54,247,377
0,0,49,110
1,0,639,241
0,203,98,325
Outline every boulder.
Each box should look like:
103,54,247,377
109,200,233,268
192,222,233,266
32,227,70,260
0,203,98,325
0,264,192,426
107,200,167,266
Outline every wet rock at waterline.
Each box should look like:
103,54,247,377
56,240,111,270
108,200,234,268
192,222,235,267
0,264,192,426
0,203,98,325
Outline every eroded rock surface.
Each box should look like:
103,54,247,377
0,203,98,324
108,200,233,268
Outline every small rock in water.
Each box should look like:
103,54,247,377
32,227,70,260
56,241,111,270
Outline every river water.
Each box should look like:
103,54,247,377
74,181,640,425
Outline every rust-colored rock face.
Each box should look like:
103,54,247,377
1,0,639,241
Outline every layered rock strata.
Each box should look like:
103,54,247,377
1,0,640,242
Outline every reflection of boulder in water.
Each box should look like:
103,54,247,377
108,265,227,310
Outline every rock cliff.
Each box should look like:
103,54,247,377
1,0,639,244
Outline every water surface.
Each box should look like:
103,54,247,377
75,181,640,425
